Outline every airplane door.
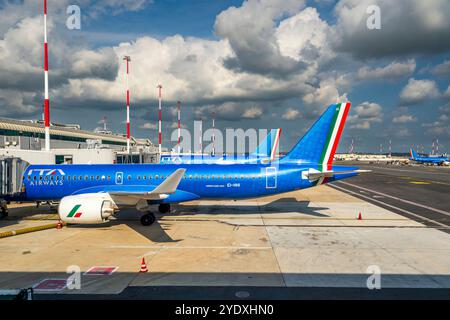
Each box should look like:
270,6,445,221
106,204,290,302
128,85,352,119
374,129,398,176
266,167,277,189
115,172,123,185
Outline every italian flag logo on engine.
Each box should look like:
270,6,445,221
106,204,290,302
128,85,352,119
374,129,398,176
67,204,83,218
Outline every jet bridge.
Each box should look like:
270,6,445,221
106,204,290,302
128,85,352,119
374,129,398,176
0,157,29,217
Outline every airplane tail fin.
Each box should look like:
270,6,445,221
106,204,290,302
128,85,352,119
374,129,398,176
410,148,418,159
280,102,351,171
252,128,282,160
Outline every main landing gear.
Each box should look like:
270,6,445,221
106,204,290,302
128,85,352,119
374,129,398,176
138,204,170,226
0,200,8,219
140,212,156,226
158,203,171,214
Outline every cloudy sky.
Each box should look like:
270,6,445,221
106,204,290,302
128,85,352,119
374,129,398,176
0,0,449,153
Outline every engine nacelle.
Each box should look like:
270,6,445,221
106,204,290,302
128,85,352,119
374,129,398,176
59,193,117,224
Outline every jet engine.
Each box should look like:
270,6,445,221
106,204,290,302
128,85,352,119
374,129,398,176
58,193,117,224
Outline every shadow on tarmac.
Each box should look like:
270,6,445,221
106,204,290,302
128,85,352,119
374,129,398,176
1,198,329,243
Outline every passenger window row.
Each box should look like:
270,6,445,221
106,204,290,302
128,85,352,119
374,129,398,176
27,175,111,182
27,174,263,181
182,174,261,180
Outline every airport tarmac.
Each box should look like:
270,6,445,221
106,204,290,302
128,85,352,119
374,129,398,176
331,162,450,230
0,164,449,299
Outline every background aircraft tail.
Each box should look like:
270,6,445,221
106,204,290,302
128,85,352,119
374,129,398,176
252,128,281,160
410,148,418,159
280,102,351,171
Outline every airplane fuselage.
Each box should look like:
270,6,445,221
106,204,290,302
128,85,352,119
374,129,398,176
21,163,357,204
410,157,449,165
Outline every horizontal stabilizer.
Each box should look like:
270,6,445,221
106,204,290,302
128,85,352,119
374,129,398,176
303,169,370,182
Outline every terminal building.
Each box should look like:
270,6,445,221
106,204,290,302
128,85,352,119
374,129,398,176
0,118,159,164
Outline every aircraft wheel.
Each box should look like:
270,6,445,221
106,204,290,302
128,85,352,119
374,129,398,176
140,212,156,226
158,203,171,214
0,206,8,219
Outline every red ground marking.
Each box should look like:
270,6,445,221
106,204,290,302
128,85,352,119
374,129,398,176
33,279,67,291
84,266,118,276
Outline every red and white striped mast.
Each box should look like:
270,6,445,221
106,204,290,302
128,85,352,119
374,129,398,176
177,100,181,154
199,121,202,154
123,56,131,153
157,84,163,154
212,112,216,156
102,116,107,131
43,0,50,151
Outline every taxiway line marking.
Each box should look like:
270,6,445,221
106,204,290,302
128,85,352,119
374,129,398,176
364,169,450,186
364,166,450,175
160,217,409,221
337,181,450,217
331,184,447,228
364,168,450,186
109,245,272,249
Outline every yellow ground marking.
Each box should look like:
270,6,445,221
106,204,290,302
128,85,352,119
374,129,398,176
409,181,431,185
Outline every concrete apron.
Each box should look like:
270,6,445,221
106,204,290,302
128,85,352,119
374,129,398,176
0,185,449,294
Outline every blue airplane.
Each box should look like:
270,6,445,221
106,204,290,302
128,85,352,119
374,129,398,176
18,102,360,226
160,128,282,164
409,148,449,165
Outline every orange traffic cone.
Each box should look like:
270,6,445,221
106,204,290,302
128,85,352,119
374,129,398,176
139,257,148,273
357,212,362,220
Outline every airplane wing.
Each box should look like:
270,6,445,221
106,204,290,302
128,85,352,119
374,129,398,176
109,168,186,203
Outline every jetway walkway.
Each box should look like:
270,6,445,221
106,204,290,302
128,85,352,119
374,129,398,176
0,157,29,217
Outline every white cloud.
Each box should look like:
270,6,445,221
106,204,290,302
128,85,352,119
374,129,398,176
90,0,152,16
0,0,363,123
214,0,306,76
357,60,416,81
400,78,440,104
170,122,186,129
334,0,450,58
392,115,417,123
395,128,411,137
431,60,450,76
70,48,118,80
282,108,301,120
47,3,342,110
195,102,264,121
444,85,450,98
440,103,450,115
242,106,263,119
421,103,450,136
348,101,383,129
139,122,157,129
276,7,335,65
422,121,450,136
302,78,348,116
0,89,39,117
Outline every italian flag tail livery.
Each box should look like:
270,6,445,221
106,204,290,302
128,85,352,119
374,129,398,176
318,102,351,171
281,102,351,171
